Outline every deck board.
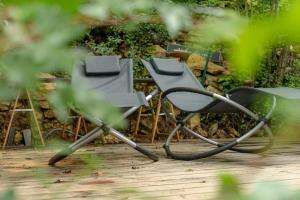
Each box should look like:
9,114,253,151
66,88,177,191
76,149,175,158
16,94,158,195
1,138,300,200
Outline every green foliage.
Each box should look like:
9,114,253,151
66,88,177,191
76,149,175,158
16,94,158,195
0,189,15,200
81,0,192,37
84,23,171,78
218,173,242,200
218,173,300,200
217,74,243,91
48,83,124,127
190,1,300,76
2,0,86,14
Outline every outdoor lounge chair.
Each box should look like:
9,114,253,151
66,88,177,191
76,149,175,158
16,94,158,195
142,58,300,160
48,56,159,165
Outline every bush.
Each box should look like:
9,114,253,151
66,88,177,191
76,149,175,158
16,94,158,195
81,23,171,78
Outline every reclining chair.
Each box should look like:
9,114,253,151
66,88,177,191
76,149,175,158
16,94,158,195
142,58,300,160
48,56,159,165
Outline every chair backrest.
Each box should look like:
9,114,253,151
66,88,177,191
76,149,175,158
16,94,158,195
142,58,214,112
72,56,147,108
72,57,133,94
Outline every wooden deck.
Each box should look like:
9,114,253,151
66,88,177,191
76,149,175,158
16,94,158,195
1,139,300,200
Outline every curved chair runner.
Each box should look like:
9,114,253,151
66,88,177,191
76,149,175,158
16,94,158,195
49,56,159,165
142,58,300,161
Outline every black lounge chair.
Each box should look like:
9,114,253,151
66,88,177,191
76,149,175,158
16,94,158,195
48,56,159,165
142,58,300,160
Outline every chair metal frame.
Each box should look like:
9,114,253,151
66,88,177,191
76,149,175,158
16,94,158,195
160,87,276,160
48,89,159,165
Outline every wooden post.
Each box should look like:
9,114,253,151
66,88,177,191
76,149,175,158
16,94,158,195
82,118,88,134
2,91,21,149
74,116,82,141
26,89,45,146
133,107,143,137
62,123,68,139
151,93,162,143
2,89,44,149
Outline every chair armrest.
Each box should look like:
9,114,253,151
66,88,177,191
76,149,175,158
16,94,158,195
161,87,214,99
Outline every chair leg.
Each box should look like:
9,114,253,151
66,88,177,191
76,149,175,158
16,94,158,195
62,122,67,139
74,116,82,141
26,89,45,146
82,118,88,134
49,90,160,165
49,125,159,165
169,103,180,142
2,91,20,149
163,103,275,160
49,126,103,165
133,107,143,137
151,94,161,143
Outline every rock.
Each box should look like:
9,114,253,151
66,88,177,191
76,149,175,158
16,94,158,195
186,53,205,71
205,75,218,86
168,50,191,60
140,118,153,131
14,131,23,145
215,129,227,138
36,111,43,120
41,83,56,91
39,101,50,109
188,114,200,129
206,85,223,95
34,93,47,101
209,122,218,135
209,81,224,91
0,103,9,111
186,54,226,75
44,110,55,119
192,69,201,77
38,73,56,80
195,126,209,138
150,45,166,58
225,127,240,138
104,134,120,144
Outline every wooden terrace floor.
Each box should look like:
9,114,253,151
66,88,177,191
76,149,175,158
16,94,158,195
1,138,300,200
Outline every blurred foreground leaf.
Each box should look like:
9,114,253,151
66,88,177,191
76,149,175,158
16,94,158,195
217,173,300,200
48,83,125,128
190,1,300,75
0,189,15,200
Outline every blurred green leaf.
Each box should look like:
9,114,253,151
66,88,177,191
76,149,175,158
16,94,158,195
218,173,243,200
2,0,86,13
0,189,15,200
80,0,191,37
159,3,192,37
190,1,300,75
48,83,125,128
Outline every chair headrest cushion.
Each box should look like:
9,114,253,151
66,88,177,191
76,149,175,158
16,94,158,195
84,56,121,76
150,58,184,76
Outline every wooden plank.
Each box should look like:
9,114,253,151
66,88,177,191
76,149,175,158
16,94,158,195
1,139,300,200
